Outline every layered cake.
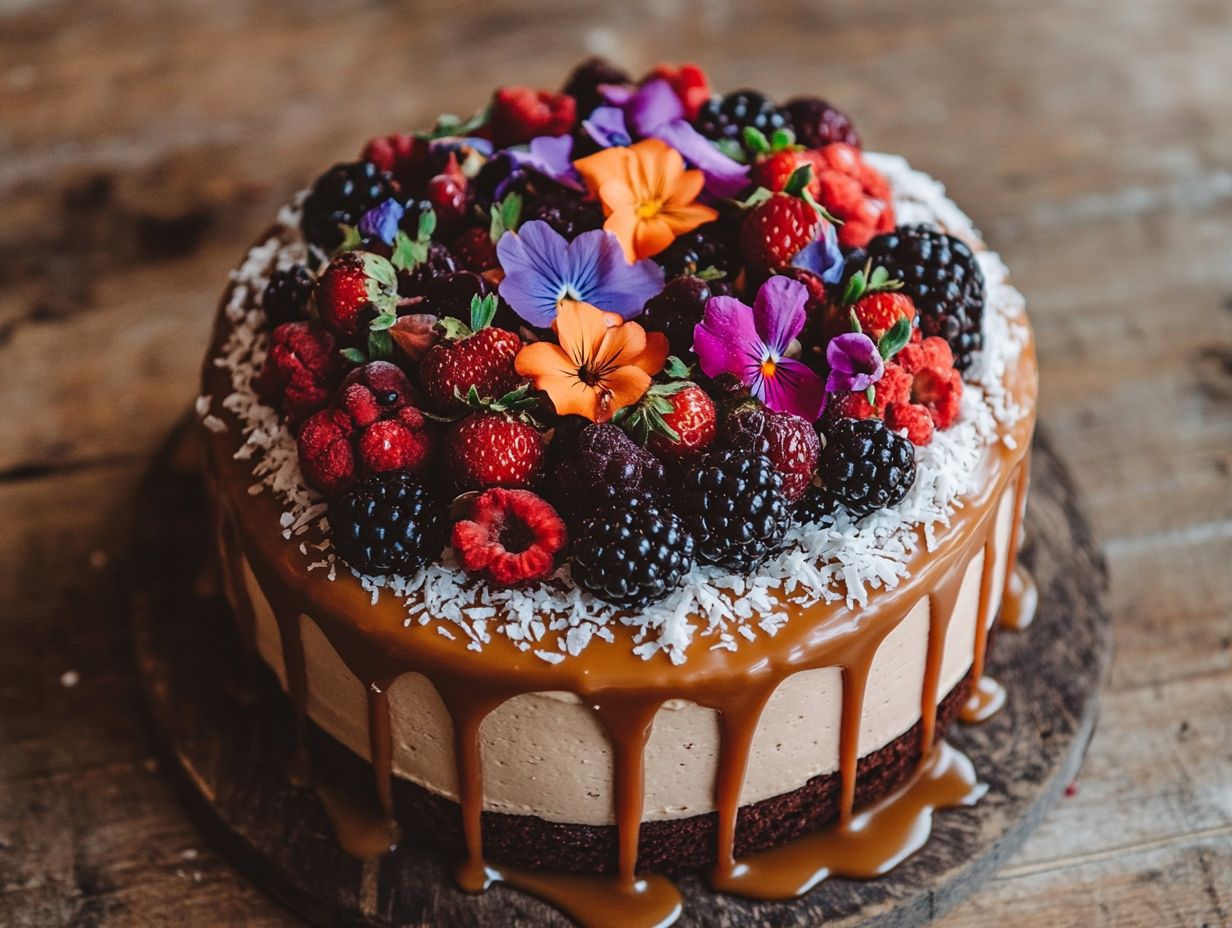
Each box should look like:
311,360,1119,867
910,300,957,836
198,58,1037,926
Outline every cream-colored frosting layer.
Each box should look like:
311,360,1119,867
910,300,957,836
233,482,1016,827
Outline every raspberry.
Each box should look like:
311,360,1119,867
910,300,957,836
549,423,666,527
339,362,419,426
885,402,934,446
301,161,396,250
822,360,912,422
257,322,340,426
261,265,315,327
562,58,632,118
571,498,696,608
897,335,955,375
451,488,568,586
783,97,862,148
361,133,431,193
911,366,963,430
816,417,916,519
807,144,895,249
489,87,577,148
329,471,446,576
356,407,435,474
720,405,819,502
678,450,791,569
297,408,357,496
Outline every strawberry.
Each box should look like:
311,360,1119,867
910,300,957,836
418,294,524,414
313,251,398,341
739,193,822,277
488,87,576,148
643,384,717,463
749,150,821,199
443,412,546,492
851,292,916,341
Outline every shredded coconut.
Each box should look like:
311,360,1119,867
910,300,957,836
204,155,1028,664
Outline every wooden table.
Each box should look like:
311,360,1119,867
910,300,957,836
1,1,1229,925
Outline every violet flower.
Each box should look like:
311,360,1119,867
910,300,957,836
790,221,845,284
589,79,750,198
496,134,583,199
496,220,665,327
358,198,405,245
693,276,826,420
826,332,884,393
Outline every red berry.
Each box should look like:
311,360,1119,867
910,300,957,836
451,488,568,586
426,171,468,238
911,366,963,430
739,193,822,277
357,407,435,475
489,87,576,148
314,251,397,340
257,322,340,426
885,402,934,446
444,413,546,491
646,63,711,120
897,335,954,375
852,292,917,340
361,133,431,193
453,227,500,272
749,150,821,198
647,385,717,463
339,361,420,426
420,327,523,414
297,408,357,495
721,404,819,502
806,144,895,249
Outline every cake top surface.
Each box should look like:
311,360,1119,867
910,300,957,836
201,60,1032,665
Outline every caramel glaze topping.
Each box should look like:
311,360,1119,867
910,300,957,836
200,255,1038,927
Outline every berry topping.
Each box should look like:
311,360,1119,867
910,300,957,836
443,411,546,492
654,225,738,281
361,133,431,192
816,417,916,519
851,291,917,341
739,192,823,277
749,150,821,200
678,449,792,569
489,86,577,148
694,91,791,156
524,192,605,241
296,408,358,496
572,497,696,608
720,404,819,502
863,225,985,371
784,97,862,149
562,57,632,118
338,361,419,426
451,488,568,586
257,322,340,426
550,423,666,526
452,227,500,273
807,144,895,249
301,161,396,250
639,275,724,359
419,295,524,413
627,381,718,464
329,471,446,576
313,251,398,341
794,485,843,526
261,265,315,327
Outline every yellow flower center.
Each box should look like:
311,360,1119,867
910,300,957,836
636,198,664,219
761,358,778,379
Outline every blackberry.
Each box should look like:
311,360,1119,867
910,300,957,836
301,161,396,250
694,91,791,155
329,471,447,576
864,225,986,371
783,96,862,148
572,499,696,609
816,418,916,519
549,423,666,527
794,485,843,526
397,242,461,298
639,276,728,359
525,192,604,240
678,450,791,570
655,228,737,280
261,265,314,327
562,57,632,118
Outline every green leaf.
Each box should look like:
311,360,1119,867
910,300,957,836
367,329,393,361
469,293,498,332
436,316,472,342
695,265,727,282
432,113,461,135
783,163,814,198
865,384,877,406
741,186,775,209
877,316,912,360
843,273,867,308
489,192,523,241
391,231,426,272
742,126,771,155
451,104,491,138
664,356,692,379
369,311,398,332
339,347,367,366
335,225,363,254
715,138,748,163
769,127,796,151
416,206,437,242
362,253,398,291
801,188,842,225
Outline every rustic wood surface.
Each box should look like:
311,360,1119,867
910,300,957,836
129,425,1109,928
0,0,1229,926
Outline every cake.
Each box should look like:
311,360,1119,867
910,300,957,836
197,59,1037,927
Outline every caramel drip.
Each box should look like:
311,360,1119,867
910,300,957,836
366,685,396,820
1000,459,1038,631
711,741,986,900
480,865,682,928
919,561,968,756
592,699,661,888
837,633,893,826
960,535,1007,723
709,686,777,883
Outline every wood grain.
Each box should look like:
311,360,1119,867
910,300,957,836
1,0,1230,926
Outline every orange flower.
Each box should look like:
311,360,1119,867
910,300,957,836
515,300,669,422
573,138,718,262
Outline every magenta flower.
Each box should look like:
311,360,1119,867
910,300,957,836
496,220,665,327
693,276,826,420
826,332,884,393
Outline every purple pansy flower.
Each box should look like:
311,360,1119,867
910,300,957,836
496,220,665,328
825,332,885,394
790,222,845,284
693,276,826,420
358,198,405,245
496,134,583,199
590,79,750,197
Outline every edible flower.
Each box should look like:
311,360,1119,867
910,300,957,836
573,138,717,262
825,332,884,394
790,221,846,285
358,198,405,245
496,220,665,328
586,80,749,197
515,299,668,421
693,276,826,420
496,134,583,199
